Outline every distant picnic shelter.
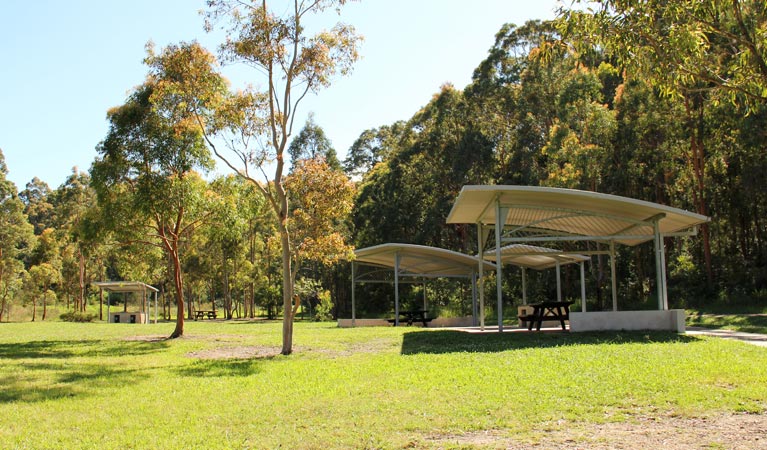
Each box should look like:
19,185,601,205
94,281,158,324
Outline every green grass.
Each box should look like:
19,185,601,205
1,321,766,449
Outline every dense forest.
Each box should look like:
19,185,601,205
1,2,766,326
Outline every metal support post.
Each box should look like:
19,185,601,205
351,262,356,327
610,241,618,311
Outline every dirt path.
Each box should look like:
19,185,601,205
428,413,767,449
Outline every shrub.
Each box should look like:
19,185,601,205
314,290,334,322
60,311,97,322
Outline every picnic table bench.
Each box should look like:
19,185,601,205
518,301,573,331
387,310,433,327
194,310,217,320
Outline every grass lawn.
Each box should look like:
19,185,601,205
1,321,766,449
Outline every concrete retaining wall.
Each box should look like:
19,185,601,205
569,309,685,332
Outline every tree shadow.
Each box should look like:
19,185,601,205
0,339,170,404
0,362,149,403
175,358,267,378
0,339,170,360
400,330,701,355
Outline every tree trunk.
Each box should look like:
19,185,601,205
249,222,256,318
0,291,6,322
168,242,186,338
223,250,231,319
684,95,713,285
280,223,294,355
42,291,47,321
32,297,37,322
78,249,87,313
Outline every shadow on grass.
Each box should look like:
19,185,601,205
0,339,170,360
400,330,700,355
0,362,150,403
0,339,170,404
175,358,267,378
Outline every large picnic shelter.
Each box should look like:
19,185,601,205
350,243,496,327
446,185,710,331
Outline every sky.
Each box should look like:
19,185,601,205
1,0,561,190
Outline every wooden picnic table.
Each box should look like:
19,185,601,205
194,310,217,320
518,301,573,331
387,310,433,327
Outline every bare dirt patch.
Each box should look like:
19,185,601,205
187,345,282,359
427,413,767,449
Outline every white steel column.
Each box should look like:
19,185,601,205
555,262,562,302
423,282,428,311
660,235,669,310
580,261,587,312
610,241,618,311
653,220,667,310
351,262,356,327
394,252,401,326
471,272,478,327
477,223,485,330
521,267,528,305
494,201,508,332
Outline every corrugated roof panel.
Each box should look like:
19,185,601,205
447,186,709,246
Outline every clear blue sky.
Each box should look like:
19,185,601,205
1,0,560,190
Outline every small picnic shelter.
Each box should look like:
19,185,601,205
446,185,710,332
94,281,158,324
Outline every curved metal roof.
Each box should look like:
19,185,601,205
354,243,495,278
446,185,709,246
482,244,590,270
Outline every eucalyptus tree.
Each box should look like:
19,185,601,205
288,113,341,170
19,177,53,236
90,82,216,338
146,0,361,354
559,0,767,109
343,121,407,178
49,168,99,312
465,20,564,186
26,261,59,321
284,157,355,309
0,149,35,321
555,0,767,284
540,66,616,191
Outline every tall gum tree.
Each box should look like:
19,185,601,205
558,0,767,285
146,0,361,354
0,149,35,321
91,82,215,338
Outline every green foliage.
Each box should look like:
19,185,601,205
559,1,767,109
288,113,341,170
314,289,334,321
